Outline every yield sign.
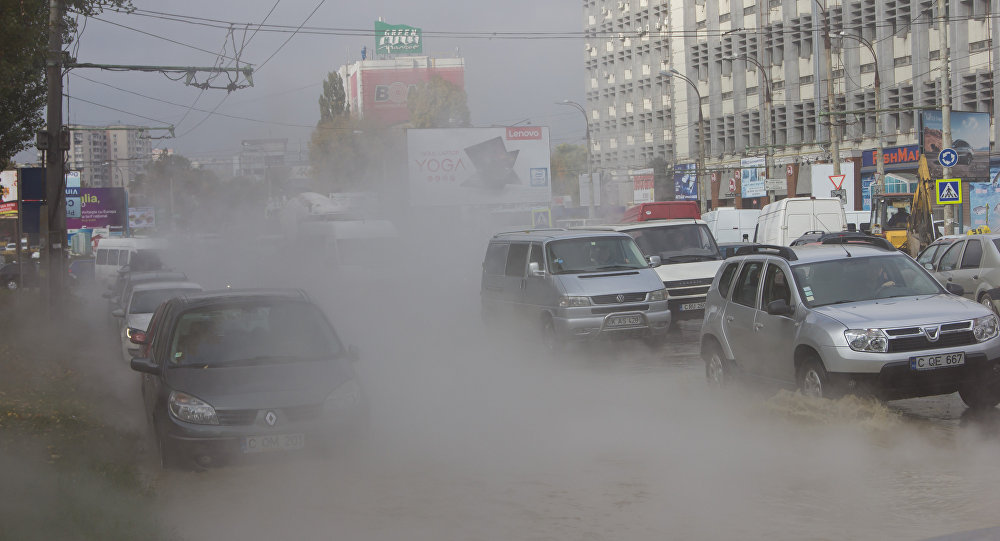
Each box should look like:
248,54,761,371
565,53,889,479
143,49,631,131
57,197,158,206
829,175,846,190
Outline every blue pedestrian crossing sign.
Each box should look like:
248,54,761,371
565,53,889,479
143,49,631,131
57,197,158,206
936,179,962,205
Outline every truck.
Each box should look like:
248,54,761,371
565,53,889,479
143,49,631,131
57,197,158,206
868,154,937,256
753,197,847,246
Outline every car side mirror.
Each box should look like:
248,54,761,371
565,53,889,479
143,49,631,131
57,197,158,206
945,282,965,296
111,308,125,318
528,262,545,277
765,299,794,317
129,357,160,375
346,345,361,363
647,255,661,268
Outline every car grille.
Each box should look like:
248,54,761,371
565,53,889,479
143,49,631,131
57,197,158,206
592,304,650,315
284,403,323,422
214,403,324,426
592,292,647,304
884,321,977,353
662,278,713,298
216,409,258,426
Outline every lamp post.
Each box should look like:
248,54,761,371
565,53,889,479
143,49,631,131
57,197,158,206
728,55,773,204
661,69,708,212
816,0,841,175
838,31,883,197
557,100,595,220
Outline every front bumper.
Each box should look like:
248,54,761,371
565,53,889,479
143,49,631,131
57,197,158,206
553,301,671,341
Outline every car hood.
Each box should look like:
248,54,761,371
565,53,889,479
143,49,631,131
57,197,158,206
165,359,354,410
813,294,990,329
653,259,723,283
125,313,153,332
556,269,665,296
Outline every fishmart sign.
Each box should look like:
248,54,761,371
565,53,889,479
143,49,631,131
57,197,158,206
375,21,422,55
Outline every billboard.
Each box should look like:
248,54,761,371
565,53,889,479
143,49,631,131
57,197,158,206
673,163,697,201
375,21,422,55
740,157,766,198
810,162,856,209
631,168,655,204
66,188,127,229
128,207,156,229
920,110,991,179
407,127,552,206
351,64,465,126
0,170,17,217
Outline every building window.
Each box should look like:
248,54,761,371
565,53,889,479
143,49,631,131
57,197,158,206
894,55,912,67
747,86,759,96
744,6,756,16
722,91,734,100
970,39,991,53
799,74,813,84
860,63,875,74
929,50,940,60
772,80,784,90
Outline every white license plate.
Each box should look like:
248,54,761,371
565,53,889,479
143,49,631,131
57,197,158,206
605,314,644,328
909,352,965,371
680,302,706,311
241,433,306,454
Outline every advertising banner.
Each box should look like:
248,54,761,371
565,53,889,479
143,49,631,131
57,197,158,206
0,170,17,217
861,144,921,169
66,188,126,229
407,127,552,206
631,168,655,204
375,21,422,55
354,65,464,126
740,157,766,198
970,183,1000,230
673,163,697,201
921,110,991,179
128,207,156,229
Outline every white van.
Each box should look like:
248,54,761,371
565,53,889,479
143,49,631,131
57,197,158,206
701,207,760,243
94,237,168,286
297,219,399,269
753,197,847,246
844,210,870,233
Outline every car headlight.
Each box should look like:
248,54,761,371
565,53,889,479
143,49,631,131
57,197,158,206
845,328,889,352
646,288,667,302
558,296,592,308
168,391,219,425
324,379,362,412
973,314,999,342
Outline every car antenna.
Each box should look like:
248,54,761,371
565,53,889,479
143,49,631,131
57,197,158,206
840,244,852,258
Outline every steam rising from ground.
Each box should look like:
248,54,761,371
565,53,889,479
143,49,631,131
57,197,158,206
71,208,1000,540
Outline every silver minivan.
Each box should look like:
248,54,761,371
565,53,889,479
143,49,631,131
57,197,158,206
481,229,671,350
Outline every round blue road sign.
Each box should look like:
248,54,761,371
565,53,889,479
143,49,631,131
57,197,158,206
938,148,959,168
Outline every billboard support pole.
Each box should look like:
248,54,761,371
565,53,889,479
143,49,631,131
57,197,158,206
44,0,66,310
938,0,954,235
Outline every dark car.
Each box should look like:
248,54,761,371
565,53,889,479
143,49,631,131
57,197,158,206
0,262,39,290
952,139,975,165
718,242,759,259
129,289,367,469
68,258,95,284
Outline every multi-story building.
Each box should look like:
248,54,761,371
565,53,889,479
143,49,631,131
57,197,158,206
583,0,997,210
66,125,152,188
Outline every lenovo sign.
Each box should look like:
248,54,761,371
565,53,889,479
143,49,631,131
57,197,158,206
506,127,542,140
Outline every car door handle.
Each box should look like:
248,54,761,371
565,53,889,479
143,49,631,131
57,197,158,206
725,315,735,322
753,322,764,331
973,275,979,280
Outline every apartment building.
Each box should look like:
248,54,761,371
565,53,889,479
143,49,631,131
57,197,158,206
67,125,152,188
583,0,997,208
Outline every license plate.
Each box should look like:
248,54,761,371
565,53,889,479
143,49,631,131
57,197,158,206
241,433,306,454
605,314,644,328
680,302,706,311
909,352,965,371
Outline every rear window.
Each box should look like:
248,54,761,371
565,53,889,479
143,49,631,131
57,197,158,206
483,243,508,276
130,287,201,314
96,249,109,265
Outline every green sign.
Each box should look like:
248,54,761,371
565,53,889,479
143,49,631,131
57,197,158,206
375,21,422,55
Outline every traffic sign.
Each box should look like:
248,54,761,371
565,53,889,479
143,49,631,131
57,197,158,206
936,179,962,205
764,178,785,191
831,188,847,205
728,177,737,194
829,174,846,189
938,148,959,168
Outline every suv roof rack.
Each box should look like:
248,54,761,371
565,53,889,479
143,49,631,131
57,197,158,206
820,235,895,251
733,244,798,261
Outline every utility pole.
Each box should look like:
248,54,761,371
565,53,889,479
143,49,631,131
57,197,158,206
44,0,66,310
557,100,595,220
818,1,841,175
938,0,954,235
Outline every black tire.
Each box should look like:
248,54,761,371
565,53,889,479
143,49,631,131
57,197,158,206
797,356,833,399
155,420,184,471
703,343,732,388
959,381,1000,410
541,315,564,354
980,293,999,316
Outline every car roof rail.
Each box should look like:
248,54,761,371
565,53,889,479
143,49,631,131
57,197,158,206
820,235,896,251
733,244,798,261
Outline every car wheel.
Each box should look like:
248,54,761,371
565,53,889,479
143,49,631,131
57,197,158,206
959,381,1000,410
980,293,998,316
704,344,731,388
155,421,184,471
798,357,832,399
541,315,563,354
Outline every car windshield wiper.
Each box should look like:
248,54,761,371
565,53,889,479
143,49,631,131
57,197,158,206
594,265,640,271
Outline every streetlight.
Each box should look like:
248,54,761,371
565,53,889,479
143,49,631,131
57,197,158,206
728,55,773,204
556,100,595,220
660,69,708,213
838,31,883,197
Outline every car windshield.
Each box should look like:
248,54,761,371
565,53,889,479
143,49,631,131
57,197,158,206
546,237,649,274
624,223,721,263
169,300,343,366
130,288,200,314
791,255,943,307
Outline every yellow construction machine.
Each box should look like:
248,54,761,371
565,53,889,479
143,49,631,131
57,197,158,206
868,154,937,256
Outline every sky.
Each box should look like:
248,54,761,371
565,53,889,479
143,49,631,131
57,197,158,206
18,0,587,164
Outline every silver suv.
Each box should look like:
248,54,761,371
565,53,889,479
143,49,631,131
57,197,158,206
699,239,1000,409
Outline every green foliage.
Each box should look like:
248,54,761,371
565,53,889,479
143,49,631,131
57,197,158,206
131,154,221,231
550,143,587,201
0,0,134,169
309,117,393,192
406,75,471,129
318,71,347,122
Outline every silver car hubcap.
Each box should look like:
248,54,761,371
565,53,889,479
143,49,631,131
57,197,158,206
707,355,725,385
802,369,823,398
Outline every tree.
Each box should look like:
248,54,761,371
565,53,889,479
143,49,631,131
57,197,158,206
550,143,587,202
407,75,470,128
649,157,673,201
132,154,220,232
0,0,133,169
318,71,347,122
